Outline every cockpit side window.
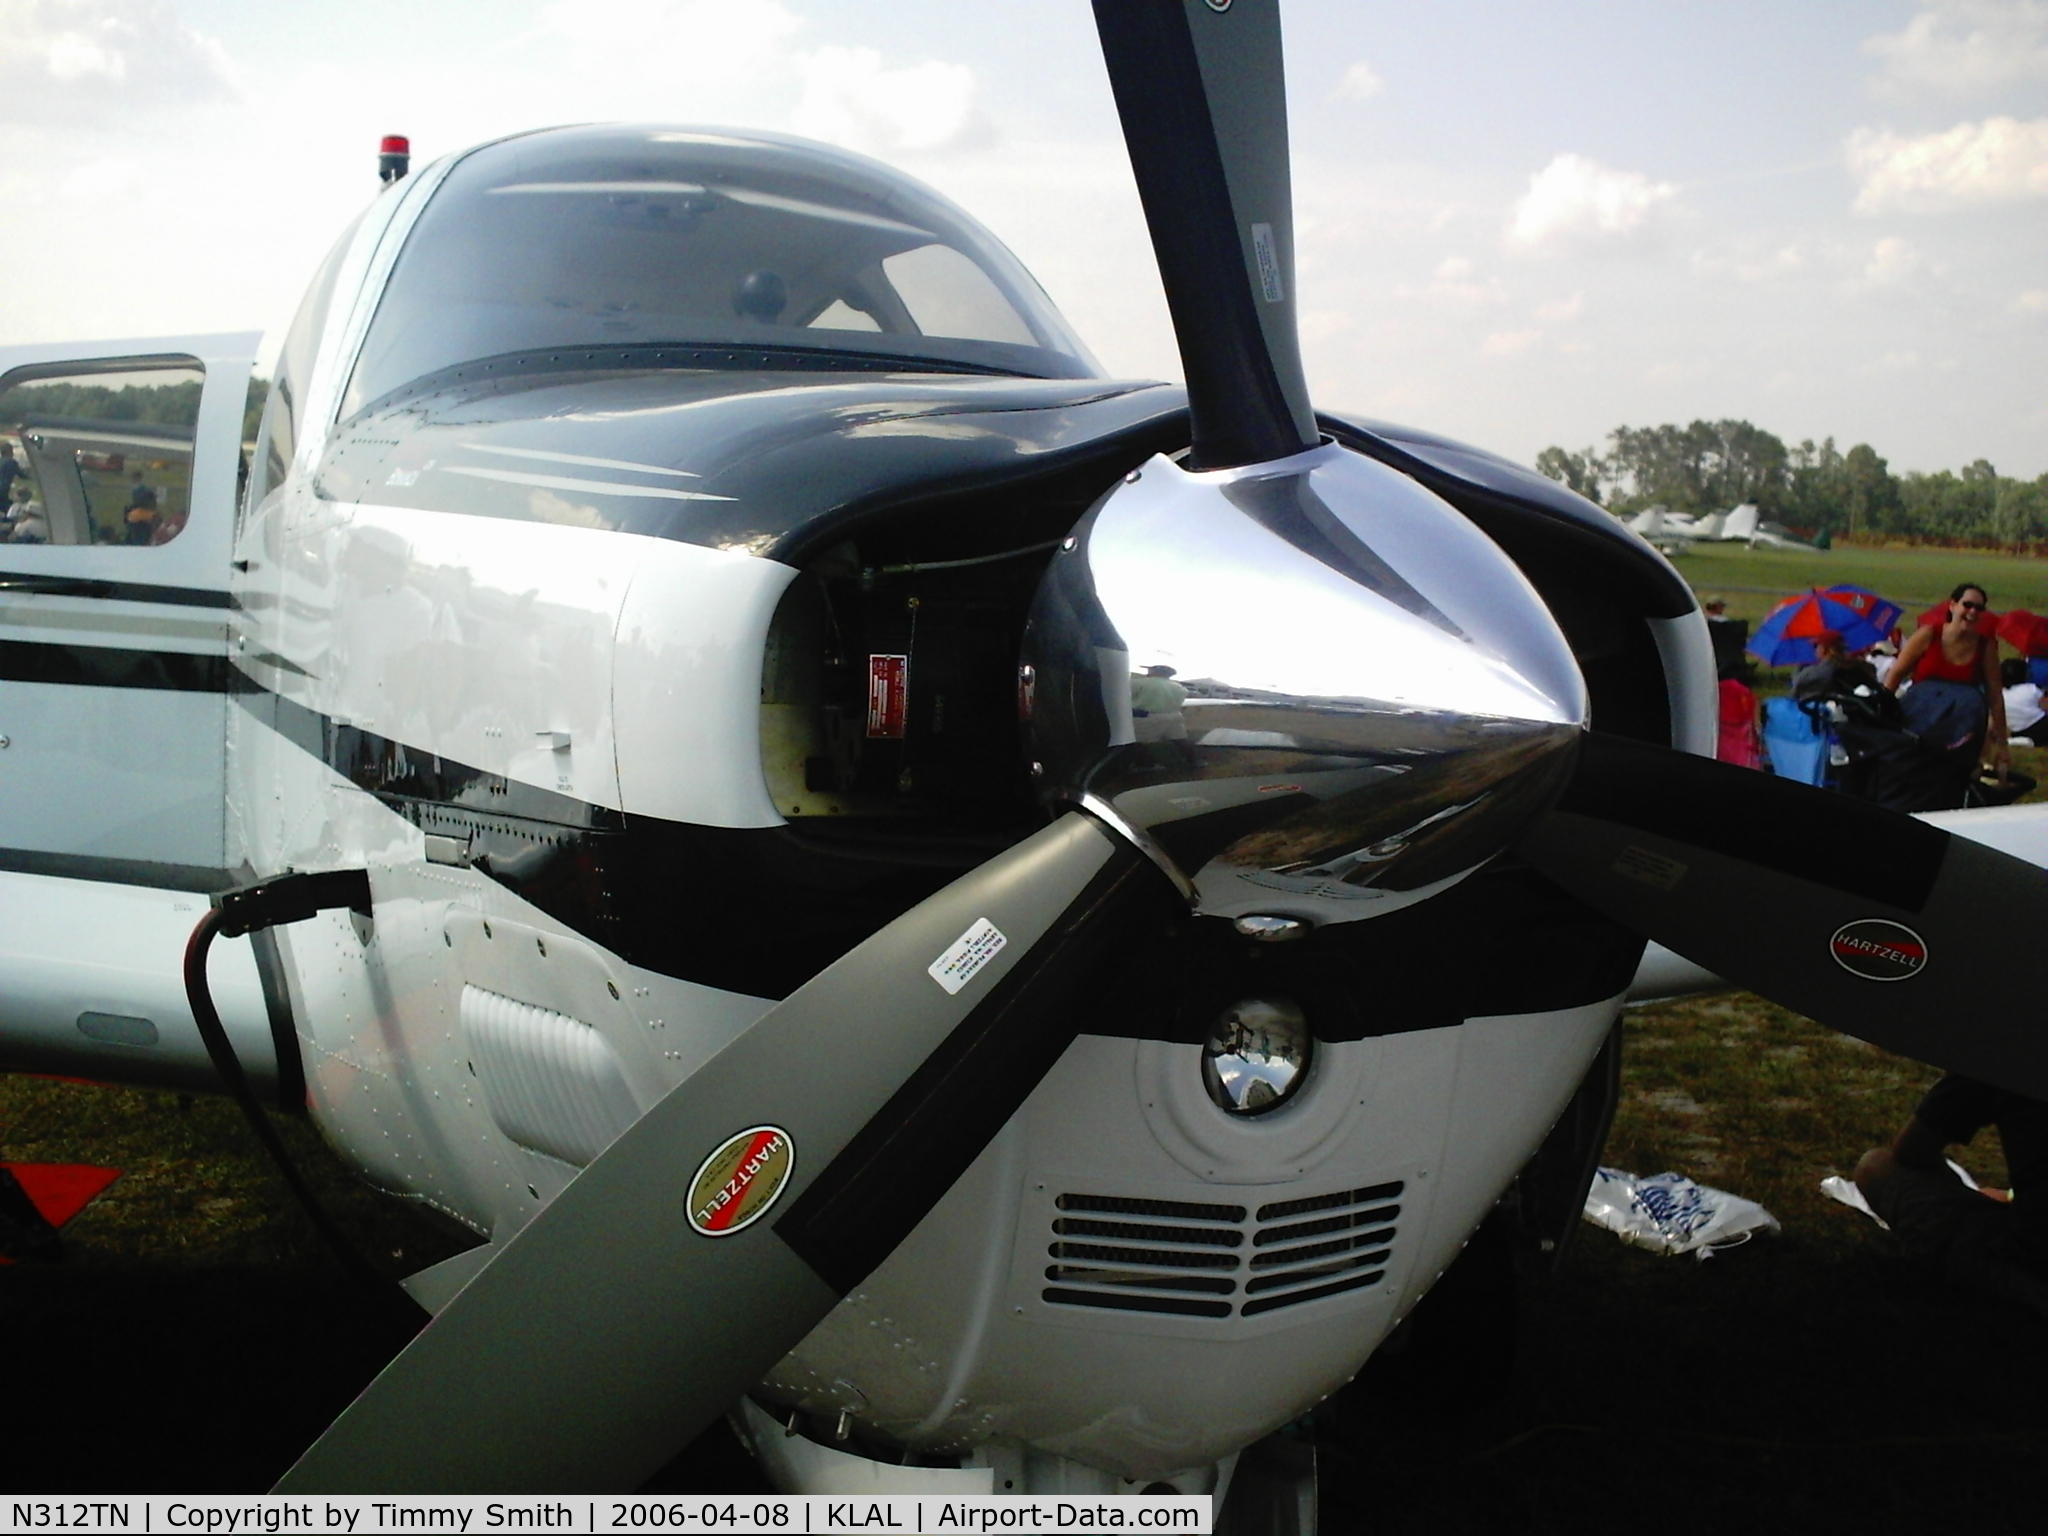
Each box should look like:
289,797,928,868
0,358,203,549
342,127,1102,414
877,244,1039,347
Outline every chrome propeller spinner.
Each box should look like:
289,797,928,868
1022,441,1588,926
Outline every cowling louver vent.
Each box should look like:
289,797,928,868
1243,1181,1402,1315
1040,1182,1402,1319
460,984,640,1167
1042,1193,1245,1319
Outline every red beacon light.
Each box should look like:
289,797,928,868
379,135,411,185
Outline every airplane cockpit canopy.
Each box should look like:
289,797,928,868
343,126,1105,416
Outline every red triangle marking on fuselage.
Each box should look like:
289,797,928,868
2,1162,122,1231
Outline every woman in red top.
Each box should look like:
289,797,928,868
1883,582,2007,809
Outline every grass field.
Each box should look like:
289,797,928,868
1668,542,2048,626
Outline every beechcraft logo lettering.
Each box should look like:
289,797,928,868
1829,920,1928,983
687,1126,795,1237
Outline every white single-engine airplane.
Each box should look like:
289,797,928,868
1626,503,1814,555
4,0,2047,1508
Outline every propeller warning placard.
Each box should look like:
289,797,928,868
929,918,1007,996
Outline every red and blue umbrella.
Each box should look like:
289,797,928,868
1998,609,2048,657
1747,585,1904,667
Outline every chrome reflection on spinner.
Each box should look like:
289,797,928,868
1233,914,1310,943
1020,442,1588,926
1202,998,1312,1116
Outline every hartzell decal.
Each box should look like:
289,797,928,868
1828,919,1928,983
687,1125,795,1237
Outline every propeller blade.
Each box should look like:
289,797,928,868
1093,0,1318,468
278,812,1171,1492
1519,731,2048,1099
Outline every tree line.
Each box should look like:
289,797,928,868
1536,419,2048,549
2,377,270,443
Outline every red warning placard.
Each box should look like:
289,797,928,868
867,654,908,738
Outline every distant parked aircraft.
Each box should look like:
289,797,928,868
1625,502,1816,555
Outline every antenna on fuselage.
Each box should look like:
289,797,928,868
379,135,411,185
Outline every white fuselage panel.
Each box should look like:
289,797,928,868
0,871,277,1091
241,494,793,830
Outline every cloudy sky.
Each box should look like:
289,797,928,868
1,0,2043,477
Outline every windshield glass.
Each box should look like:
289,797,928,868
345,126,1103,413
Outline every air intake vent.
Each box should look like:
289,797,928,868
1058,1193,1247,1223
1039,1182,1402,1320
1243,1182,1401,1316
1041,1194,1245,1319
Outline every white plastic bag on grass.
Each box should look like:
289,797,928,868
1584,1167,1780,1259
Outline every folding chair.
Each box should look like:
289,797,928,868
1762,695,1830,786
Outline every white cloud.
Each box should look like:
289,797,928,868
0,0,237,122
1298,307,1355,345
792,45,985,155
1688,234,1945,292
1849,117,2048,210
514,2,989,157
526,0,802,81
1535,292,1583,324
1336,60,1383,102
2018,289,2048,314
1698,240,1822,284
1396,254,1507,309
58,156,139,201
1864,1,2048,97
1481,329,1542,356
1505,153,1677,252
1861,235,1926,287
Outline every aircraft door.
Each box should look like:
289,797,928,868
0,333,260,883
